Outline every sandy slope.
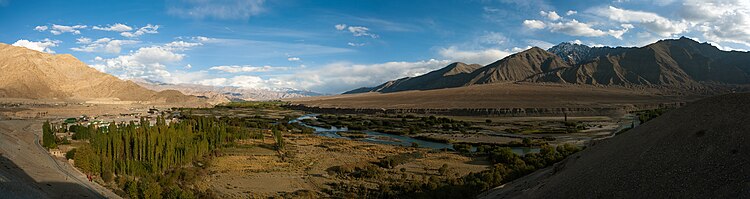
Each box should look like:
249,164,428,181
479,93,750,198
0,43,205,106
0,120,120,199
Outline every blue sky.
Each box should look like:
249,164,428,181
1,0,749,93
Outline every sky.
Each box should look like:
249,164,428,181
1,0,749,94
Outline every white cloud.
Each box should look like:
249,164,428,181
284,59,455,93
71,37,138,53
192,36,215,42
478,32,508,45
196,77,228,86
679,0,750,46
347,42,365,47
540,10,561,21
12,39,61,53
92,23,133,32
50,24,87,35
209,65,289,73
120,24,159,37
346,26,378,38
523,20,546,29
76,37,92,44
590,6,687,37
167,0,266,20
548,19,607,37
566,10,577,16
438,46,513,65
335,24,347,30
607,24,634,39
91,40,201,80
525,39,555,49
34,26,48,31
185,64,193,69
287,57,300,61
571,39,582,44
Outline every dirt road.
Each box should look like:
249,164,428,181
0,120,120,199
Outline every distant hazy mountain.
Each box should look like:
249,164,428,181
134,80,323,103
347,37,750,94
0,43,201,104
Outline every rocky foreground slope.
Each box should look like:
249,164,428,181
479,93,750,198
349,37,750,94
0,43,202,104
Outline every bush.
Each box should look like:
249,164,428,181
453,143,472,154
65,149,76,160
376,152,424,169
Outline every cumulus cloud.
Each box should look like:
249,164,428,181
90,41,201,79
120,24,159,37
209,65,289,73
71,37,138,53
335,24,378,38
548,19,607,37
34,26,48,31
478,32,508,45
540,10,561,21
525,39,555,49
523,20,546,29
287,57,300,61
50,24,87,35
590,6,687,37
284,59,455,93
566,10,577,16
12,39,61,53
92,23,133,32
438,46,513,65
167,0,266,20
335,24,347,30
679,0,750,46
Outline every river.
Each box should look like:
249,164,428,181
290,114,540,155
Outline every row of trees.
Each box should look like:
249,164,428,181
42,121,56,148
73,116,248,178
66,116,262,198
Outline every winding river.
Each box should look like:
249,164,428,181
291,114,540,155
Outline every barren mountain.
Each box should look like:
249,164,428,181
344,62,482,94
480,93,750,198
348,47,566,93
348,37,750,94
135,79,322,103
0,43,201,104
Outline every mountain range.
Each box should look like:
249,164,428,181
346,37,750,94
0,43,201,104
134,79,323,104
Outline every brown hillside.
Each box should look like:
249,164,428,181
480,93,750,198
347,37,750,94
0,43,201,103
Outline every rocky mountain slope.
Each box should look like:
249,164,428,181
348,37,750,94
479,93,750,198
135,79,322,103
0,43,201,104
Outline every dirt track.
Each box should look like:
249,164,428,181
0,119,120,199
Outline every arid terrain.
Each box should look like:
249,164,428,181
202,134,487,198
479,93,750,198
0,102,137,199
288,83,696,117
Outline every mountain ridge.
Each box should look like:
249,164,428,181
0,43,203,104
347,37,750,94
